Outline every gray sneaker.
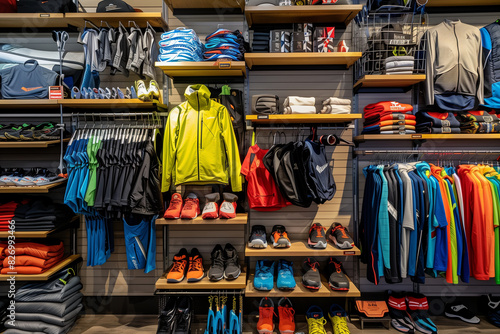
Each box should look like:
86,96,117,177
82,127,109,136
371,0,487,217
223,243,241,280
208,244,225,281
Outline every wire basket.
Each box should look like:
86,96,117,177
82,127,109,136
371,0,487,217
353,10,427,81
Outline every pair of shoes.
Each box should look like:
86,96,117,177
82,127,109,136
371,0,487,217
254,259,295,291
201,192,238,219
302,257,350,291
306,305,350,334
0,123,66,141
248,225,291,249
0,168,64,187
76,87,128,99
156,296,192,334
164,193,238,220
257,297,295,334
308,222,355,249
208,243,241,281
166,248,204,283
135,80,160,101
388,293,438,334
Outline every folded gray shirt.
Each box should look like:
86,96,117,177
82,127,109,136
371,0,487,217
15,292,82,318
15,303,83,326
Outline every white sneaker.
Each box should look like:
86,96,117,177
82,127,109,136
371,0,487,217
135,80,149,101
148,80,160,101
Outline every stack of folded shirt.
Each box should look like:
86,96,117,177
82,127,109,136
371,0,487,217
158,28,204,62
283,96,316,114
455,110,500,133
204,29,246,61
3,269,83,334
362,101,415,134
416,111,461,133
0,297,7,333
252,31,270,52
385,55,415,75
4,198,74,232
320,97,351,114
0,242,6,272
1,241,65,275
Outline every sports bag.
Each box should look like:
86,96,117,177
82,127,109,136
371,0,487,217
252,95,280,115
304,139,336,204
16,0,77,13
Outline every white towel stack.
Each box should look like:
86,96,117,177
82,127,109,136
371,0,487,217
320,97,351,114
385,56,415,75
283,96,316,114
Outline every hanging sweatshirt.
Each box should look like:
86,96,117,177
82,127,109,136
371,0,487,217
425,20,484,111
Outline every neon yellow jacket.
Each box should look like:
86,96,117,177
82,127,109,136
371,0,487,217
162,84,242,192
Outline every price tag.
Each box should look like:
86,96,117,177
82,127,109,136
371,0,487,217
411,134,422,139
49,86,62,99
343,251,356,255
218,61,232,69
257,115,269,119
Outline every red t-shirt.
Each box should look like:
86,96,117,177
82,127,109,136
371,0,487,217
241,145,290,211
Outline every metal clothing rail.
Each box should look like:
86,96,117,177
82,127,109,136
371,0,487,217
354,149,500,155
73,112,157,117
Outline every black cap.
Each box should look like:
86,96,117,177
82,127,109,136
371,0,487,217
96,0,135,12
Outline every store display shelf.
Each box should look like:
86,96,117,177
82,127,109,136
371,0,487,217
0,138,69,148
156,61,246,77
60,99,156,109
354,75,426,89
0,216,79,238
0,13,67,28
0,180,66,193
245,241,360,257
155,267,247,290
156,213,247,225
0,255,81,281
64,13,168,29
245,5,363,27
426,0,498,6
164,0,243,10
245,52,362,69
354,134,500,142
246,114,361,124
0,99,59,108
245,275,360,297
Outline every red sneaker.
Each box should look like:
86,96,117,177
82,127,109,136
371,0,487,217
202,193,220,219
180,193,201,219
164,193,183,219
219,193,238,219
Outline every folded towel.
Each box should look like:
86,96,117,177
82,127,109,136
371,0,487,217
385,55,414,63
386,71,414,75
322,97,351,106
284,96,315,107
385,61,415,69
284,106,317,114
321,105,351,114
387,66,414,73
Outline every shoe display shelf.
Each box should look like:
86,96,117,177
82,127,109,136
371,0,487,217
156,266,247,290
0,99,157,109
156,213,248,225
156,61,247,78
246,114,362,125
354,134,500,142
245,53,362,69
0,180,67,193
245,241,360,257
0,138,69,148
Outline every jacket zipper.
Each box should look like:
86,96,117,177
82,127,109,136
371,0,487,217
454,25,460,93
197,92,200,181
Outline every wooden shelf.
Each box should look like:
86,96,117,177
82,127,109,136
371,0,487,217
245,52,362,69
426,0,498,6
0,13,67,28
0,138,69,148
246,274,360,297
354,134,500,142
0,216,79,238
0,180,66,193
245,241,360,257
0,99,58,109
246,114,361,124
164,0,243,10
0,255,81,281
156,61,246,77
354,75,426,89
60,99,156,109
64,13,168,29
156,267,247,290
156,213,247,225
245,5,363,27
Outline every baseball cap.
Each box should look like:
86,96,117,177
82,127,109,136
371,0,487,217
96,0,135,12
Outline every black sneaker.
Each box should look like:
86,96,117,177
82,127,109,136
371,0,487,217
444,303,480,324
2,123,31,141
484,294,500,328
173,296,193,334
223,243,241,280
329,223,354,249
327,257,350,291
248,225,268,248
302,257,321,290
208,244,225,281
22,122,59,141
308,223,327,249
157,297,178,334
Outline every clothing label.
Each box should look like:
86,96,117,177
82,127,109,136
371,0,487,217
442,127,451,133
316,163,328,173
442,120,450,127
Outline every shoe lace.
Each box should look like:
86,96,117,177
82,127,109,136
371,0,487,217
169,196,182,209
261,307,276,321
280,263,293,275
282,306,295,321
171,259,186,273
212,252,224,268
330,259,342,273
309,318,327,334
312,224,324,237
334,317,349,333
332,224,348,238
188,256,203,272
308,259,319,272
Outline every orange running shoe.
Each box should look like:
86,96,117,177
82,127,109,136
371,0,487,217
271,225,291,248
186,248,204,282
167,248,188,283
164,193,183,219
180,193,201,219
257,297,275,334
278,298,295,334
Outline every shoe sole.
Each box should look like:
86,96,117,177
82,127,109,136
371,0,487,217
444,312,480,324
279,330,294,334
209,275,224,282
273,241,291,248
308,238,327,249
328,235,354,249
180,213,198,219
258,328,273,334
302,283,320,290
328,283,349,291
164,216,180,219
167,275,185,283
249,240,268,248
277,286,296,291
224,269,241,280
187,273,205,283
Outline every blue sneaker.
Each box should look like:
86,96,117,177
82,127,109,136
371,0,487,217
248,225,268,248
277,259,295,291
254,260,274,291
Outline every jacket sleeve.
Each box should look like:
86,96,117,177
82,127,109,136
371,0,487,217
424,30,435,106
476,31,484,105
161,107,180,192
220,106,243,192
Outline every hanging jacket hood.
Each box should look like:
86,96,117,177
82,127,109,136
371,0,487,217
162,84,242,192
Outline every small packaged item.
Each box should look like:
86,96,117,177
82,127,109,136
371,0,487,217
337,40,349,52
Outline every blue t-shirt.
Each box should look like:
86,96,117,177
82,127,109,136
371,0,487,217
0,60,58,99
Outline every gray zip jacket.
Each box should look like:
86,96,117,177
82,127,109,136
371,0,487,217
425,20,484,110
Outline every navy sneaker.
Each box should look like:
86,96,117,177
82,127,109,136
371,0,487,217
248,225,268,248
277,259,295,291
485,294,500,328
254,259,274,291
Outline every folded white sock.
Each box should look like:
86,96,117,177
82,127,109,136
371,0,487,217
322,97,351,106
321,105,351,114
284,96,315,107
284,105,317,114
